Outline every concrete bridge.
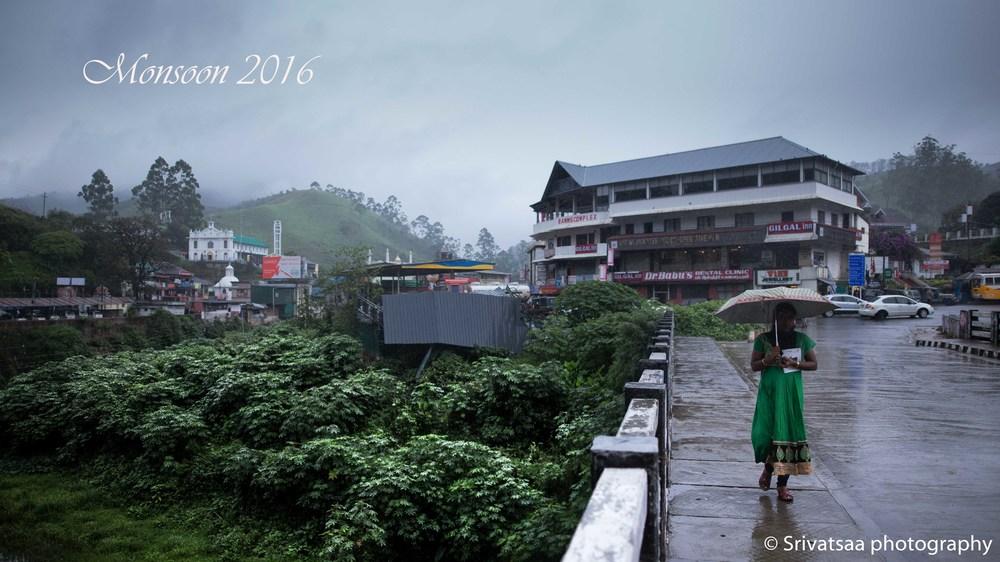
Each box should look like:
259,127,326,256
561,320,887,561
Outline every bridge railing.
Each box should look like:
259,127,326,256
563,311,673,562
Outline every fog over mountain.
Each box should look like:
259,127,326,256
2,1,999,247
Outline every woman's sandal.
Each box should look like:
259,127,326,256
758,468,772,491
777,486,794,503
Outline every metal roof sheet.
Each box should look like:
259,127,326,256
556,137,850,187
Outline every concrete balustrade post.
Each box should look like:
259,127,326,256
591,435,661,562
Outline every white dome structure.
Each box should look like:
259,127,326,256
213,264,240,300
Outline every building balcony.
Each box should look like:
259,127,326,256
764,221,862,247
538,243,608,262
533,211,612,236
609,181,860,218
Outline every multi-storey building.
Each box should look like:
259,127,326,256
529,137,869,303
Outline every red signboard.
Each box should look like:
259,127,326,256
922,259,949,271
613,269,752,285
539,285,561,295
575,243,597,254
767,221,815,235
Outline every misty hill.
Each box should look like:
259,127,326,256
2,192,90,216
855,160,1000,230
209,189,439,265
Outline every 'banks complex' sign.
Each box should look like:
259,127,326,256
613,269,752,284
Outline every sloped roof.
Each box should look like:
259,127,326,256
537,137,864,204
234,234,268,248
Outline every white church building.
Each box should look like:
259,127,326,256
188,221,269,266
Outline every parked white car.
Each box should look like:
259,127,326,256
823,294,867,316
859,295,934,320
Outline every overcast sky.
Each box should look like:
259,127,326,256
1,1,998,248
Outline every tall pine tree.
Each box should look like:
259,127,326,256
78,169,118,219
131,157,205,247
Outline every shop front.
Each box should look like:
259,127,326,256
612,268,753,304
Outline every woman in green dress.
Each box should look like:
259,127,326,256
750,302,817,503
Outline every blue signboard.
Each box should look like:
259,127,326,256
848,253,866,286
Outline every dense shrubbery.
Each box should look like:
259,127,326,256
670,299,757,341
0,282,658,561
553,280,644,325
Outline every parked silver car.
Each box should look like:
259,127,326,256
823,294,867,316
859,295,934,320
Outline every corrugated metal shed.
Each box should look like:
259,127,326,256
0,297,133,308
382,292,528,352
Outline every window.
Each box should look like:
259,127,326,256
596,195,609,210
600,225,621,242
683,172,713,194
735,212,755,227
574,193,594,213
193,241,198,249
643,222,653,234
842,214,850,228
576,233,595,245
813,251,826,266
717,166,758,191
224,240,229,248
625,223,635,235
761,161,801,186
207,241,214,249
781,210,794,222
691,248,721,265
696,215,715,230
818,210,826,225
614,184,647,202
830,174,841,190
649,176,678,198
556,236,572,247
663,218,680,232
546,239,554,249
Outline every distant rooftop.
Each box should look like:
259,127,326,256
234,234,268,248
555,137,862,188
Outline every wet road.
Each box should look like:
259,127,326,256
799,304,1000,550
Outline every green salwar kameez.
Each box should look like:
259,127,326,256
751,331,815,476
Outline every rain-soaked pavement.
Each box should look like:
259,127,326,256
668,304,1000,561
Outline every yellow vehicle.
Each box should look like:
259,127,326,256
970,273,1000,301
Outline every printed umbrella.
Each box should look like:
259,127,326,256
714,287,837,325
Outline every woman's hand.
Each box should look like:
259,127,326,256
779,356,801,370
763,346,781,367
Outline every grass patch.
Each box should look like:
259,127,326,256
0,472,222,562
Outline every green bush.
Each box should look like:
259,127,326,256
554,280,643,325
0,308,658,561
671,300,757,341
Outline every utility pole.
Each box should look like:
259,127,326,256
41,192,47,218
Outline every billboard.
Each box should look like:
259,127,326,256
848,253,866,286
262,256,304,279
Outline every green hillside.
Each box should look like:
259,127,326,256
209,189,438,266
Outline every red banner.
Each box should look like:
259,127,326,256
575,243,597,254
